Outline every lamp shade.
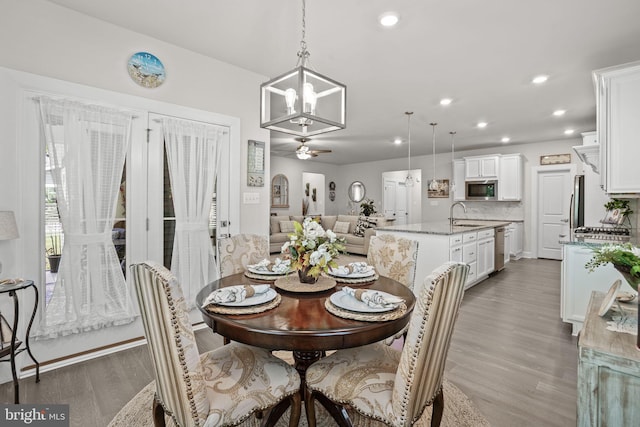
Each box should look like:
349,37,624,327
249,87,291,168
0,211,19,240
260,66,346,137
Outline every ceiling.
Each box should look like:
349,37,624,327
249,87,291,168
48,0,640,164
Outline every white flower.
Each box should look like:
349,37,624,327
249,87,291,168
309,244,332,266
303,218,326,240
326,229,337,242
281,241,291,252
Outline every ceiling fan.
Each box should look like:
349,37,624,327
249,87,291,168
294,137,332,159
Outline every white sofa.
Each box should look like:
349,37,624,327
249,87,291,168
269,215,382,255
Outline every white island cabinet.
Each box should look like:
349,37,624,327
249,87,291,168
377,221,509,290
594,60,640,194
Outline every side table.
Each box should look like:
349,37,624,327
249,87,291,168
577,291,639,426
0,280,40,403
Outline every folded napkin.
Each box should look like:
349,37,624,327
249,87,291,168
202,284,270,306
331,262,375,276
342,286,404,309
247,258,291,274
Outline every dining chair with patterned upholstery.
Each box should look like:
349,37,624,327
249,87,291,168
367,234,419,291
218,234,269,278
131,261,301,427
304,261,469,427
367,234,419,345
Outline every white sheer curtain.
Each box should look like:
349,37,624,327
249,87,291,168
162,118,223,306
37,97,136,338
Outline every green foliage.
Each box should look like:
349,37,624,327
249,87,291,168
359,198,376,217
604,198,633,217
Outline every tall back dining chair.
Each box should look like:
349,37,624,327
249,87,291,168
305,262,469,427
131,261,301,427
367,234,419,291
218,234,269,278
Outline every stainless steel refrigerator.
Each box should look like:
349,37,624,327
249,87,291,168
569,174,584,230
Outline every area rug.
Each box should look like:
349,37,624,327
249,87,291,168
108,377,489,427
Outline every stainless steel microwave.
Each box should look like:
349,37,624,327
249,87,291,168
465,180,498,200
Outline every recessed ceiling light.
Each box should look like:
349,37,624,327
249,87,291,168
532,75,549,84
393,137,403,145
440,98,452,106
379,12,399,27
477,122,488,128
553,109,566,116
501,137,510,143
564,129,575,135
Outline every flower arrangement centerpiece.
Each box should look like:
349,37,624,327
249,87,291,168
281,218,346,284
585,243,640,292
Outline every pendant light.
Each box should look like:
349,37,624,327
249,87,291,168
449,131,457,193
404,112,415,187
428,122,440,191
260,0,346,137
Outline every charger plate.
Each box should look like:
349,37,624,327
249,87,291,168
325,299,407,322
275,275,336,293
244,270,293,281
205,294,281,315
324,272,379,285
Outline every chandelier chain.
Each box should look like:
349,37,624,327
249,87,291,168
297,0,310,66
431,122,438,181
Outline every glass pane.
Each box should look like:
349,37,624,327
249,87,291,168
44,151,62,306
113,164,127,277
163,148,175,269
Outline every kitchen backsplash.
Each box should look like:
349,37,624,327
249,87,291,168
452,201,524,221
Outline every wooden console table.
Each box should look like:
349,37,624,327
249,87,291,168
577,291,639,426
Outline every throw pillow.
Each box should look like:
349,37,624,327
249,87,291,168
353,216,370,237
279,220,295,233
333,221,350,234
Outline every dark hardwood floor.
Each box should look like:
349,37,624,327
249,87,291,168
0,258,577,427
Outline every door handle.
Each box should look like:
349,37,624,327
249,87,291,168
559,234,567,238
560,219,569,223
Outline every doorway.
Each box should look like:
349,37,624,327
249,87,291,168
534,164,575,260
382,170,421,226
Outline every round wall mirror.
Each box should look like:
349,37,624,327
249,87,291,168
348,181,366,203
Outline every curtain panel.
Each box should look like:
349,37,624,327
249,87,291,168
162,118,224,307
36,97,136,338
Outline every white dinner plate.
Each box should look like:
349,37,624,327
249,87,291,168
328,267,375,279
217,288,278,307
247,267,291,276
329,290,399,313
598,279,622,316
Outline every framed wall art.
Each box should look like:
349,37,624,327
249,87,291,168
427,179,450,198
540,153,571,165
247,140,265,187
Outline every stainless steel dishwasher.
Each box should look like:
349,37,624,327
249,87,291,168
495,227,505,271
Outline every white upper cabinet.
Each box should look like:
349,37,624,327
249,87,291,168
452,159,466,201
498,154,522,201
594,60,640,194
465,155,499,180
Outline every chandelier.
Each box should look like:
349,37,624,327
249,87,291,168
260,0,346,137
404,112,414,187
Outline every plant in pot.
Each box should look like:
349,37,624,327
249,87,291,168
603,198,633,225
359,198,376,217
46,231,63,273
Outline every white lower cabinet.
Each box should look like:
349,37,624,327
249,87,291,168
561,244,634,335
476,229,495,279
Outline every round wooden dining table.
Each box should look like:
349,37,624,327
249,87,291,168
196,272,415,376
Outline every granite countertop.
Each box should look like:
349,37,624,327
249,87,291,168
377,220,512,236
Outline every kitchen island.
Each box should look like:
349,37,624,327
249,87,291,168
377,220,511,289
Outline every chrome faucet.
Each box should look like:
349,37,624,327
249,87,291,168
450,202,467,228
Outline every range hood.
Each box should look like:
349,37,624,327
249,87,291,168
572,145,599,174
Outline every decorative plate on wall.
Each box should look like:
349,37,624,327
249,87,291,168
127,52,166,88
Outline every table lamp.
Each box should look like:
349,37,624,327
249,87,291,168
0,211,19,275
